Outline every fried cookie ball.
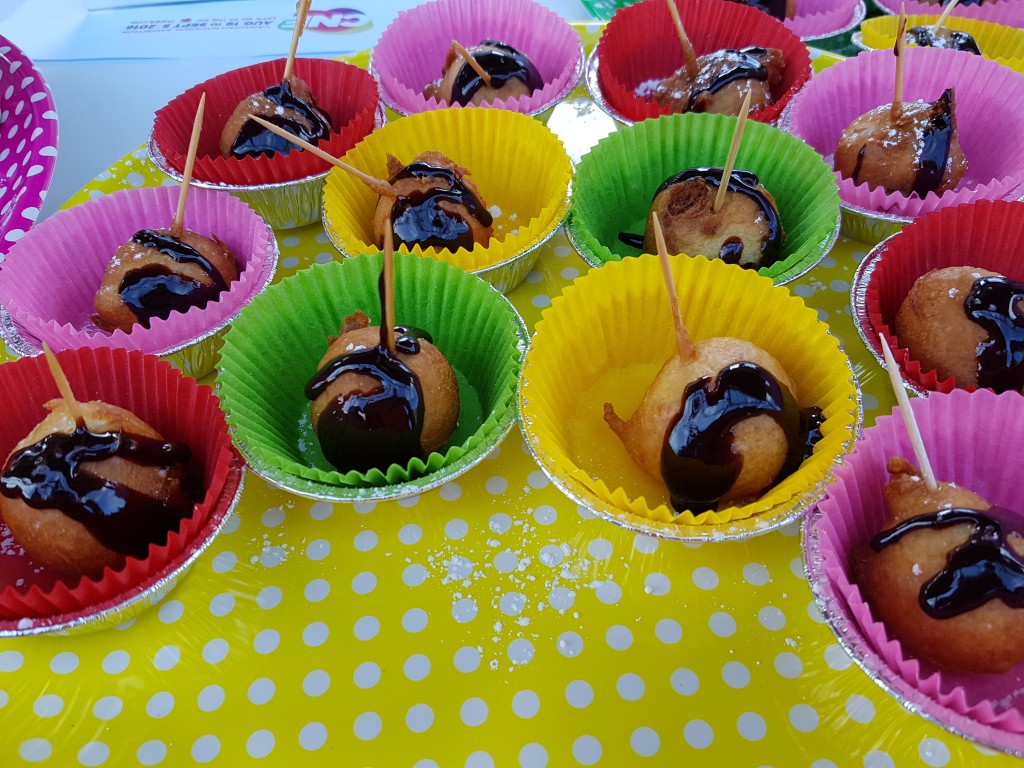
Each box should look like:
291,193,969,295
640,167,784,269
604,337,819,513
651,46,786,116
854,456,1024,673
423,40,543,106
0,400,193,580
219,75,332,159
895,266,1024,391
306,311,460,474
906,25,980,54
93,228,240,333
834,87,967,197
373,151,494,253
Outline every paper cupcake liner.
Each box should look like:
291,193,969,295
856,199,1024,394
0,34,59,259
0,186,277,356
568,112,840,284
217,253,526,493
519,254,859,539
370,0,583,116
151,58,379,187
786,46,1024,218
787,0,864,39
0,347,235,621
808,389,1024,746
873,0,1024,31
322,107,571,278
595,0,812,124
860,14,1024,74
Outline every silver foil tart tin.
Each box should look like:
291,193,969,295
0,456,246,638
799,0,867,42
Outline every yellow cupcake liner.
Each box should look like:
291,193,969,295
860,15,1024,73
519,254,860,540
322,108,572,277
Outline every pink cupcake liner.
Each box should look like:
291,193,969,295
0,348,237,623
874,0,1024,31
0,34,59,259
151,58,379,187
859,199,1024,394
787,46,1024,217
595,0,812,124
370,0,583,116
787,0,864,39
0,185,277,355
809,389,1024,750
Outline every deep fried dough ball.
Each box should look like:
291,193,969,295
308,311,460,473
372,151,493,253
0,400,193,580
642,168,784,269
652,46,785,116
423,40,542,106
895,266,1000,386
604,337,797,510
834,87,967,197
219,75,332,159
906,26,980,54
854,456,1024,673
93,228,240,333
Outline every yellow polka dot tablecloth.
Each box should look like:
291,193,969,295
0,42,1016,768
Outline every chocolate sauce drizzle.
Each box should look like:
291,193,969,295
907,26,981,55
0,425,193,559
231,78,332,158
617,167,783,268
660,361,823,513
965,275,1024,392
118,230,228,328
451,40,542,106
910,87,957,198
305,276,433,473
687,47,770,112
729,0,787,21
387,161,493,252
871,507,1024,619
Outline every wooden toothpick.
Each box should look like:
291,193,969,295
651,213,697,363
41,342,84,427
932,0,962,32
383,220,396,355
892,4,908,123
283,0,312,82
451,41,492,88
248,116,395,197
879,333,938,491
665,0,699,80
171,92,205,239
713,90,752,214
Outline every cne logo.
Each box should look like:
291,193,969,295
280,7,373,34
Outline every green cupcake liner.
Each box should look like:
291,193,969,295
216,254,527,498
566,112,841,284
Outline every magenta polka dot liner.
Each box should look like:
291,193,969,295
0,34,58,259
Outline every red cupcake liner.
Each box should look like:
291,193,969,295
151,58,379,187
864,199,1024,394
0,347,234,620
596,0,811,124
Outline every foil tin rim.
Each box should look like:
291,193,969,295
0,456,246,638
369,40,587,119
516,327,863,543
223,300,531,503
583,48,633,127
0,231,280,369
799,0,867,42
802,481,1024,757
